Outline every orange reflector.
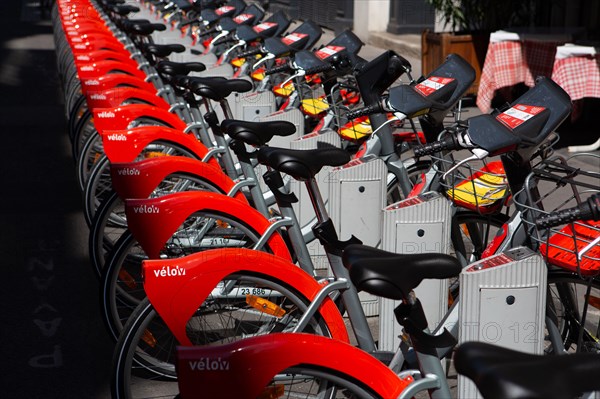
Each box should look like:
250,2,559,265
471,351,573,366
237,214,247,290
588,295,600,310
141,329,157,348
118,269,137,290
257,385,284,399
216,220,230,228
144,151,168,158
461,224,471,238
246,295,286,318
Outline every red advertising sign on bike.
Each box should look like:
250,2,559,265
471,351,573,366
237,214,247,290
253,22,277,33
414,77,455,96
496,104,546,130
315,45,345,60
281,32,308,45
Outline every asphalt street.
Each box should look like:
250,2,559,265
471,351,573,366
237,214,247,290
1,1,113,398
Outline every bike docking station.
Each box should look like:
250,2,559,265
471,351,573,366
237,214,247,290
458,247,547,398
380,192,453,351
326,155,389,316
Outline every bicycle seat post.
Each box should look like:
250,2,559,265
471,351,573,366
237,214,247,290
303,175,379,352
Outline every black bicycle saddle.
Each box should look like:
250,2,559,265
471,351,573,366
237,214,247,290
221,119,296,146
257,147,350,181
455,341,600,399
343,244,461,301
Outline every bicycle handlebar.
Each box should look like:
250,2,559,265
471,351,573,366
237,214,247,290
264,63,293,75
536,193,600,228
237,46,263,59
413,135,461,157
303,63,334,75
345,101,384,120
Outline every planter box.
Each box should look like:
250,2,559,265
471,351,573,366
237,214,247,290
421,30,489,96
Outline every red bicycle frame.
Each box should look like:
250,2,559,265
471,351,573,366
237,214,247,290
125,191,292,260
100,126,212,163
84,87,170,110
143,249,350,346
175,333,408,399
91,104,187,132
110,156,245,203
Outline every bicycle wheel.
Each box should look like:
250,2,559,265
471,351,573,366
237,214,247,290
77,117,174,191
82,140,202,226
89,191,126,277
452,211,509,265
546,271,600,353
386,160,432,205
89,172,224,276
71,108,95,162
262,367,382,399
112,275,334,399
101,210,275,341
447,211,508,300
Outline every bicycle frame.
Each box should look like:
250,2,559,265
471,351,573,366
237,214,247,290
142,250,350,345
109,156,247,203
100,126,213,163
175,333,407,399
124,191,293,260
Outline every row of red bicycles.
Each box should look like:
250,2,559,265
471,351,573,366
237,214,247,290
53,0,600,398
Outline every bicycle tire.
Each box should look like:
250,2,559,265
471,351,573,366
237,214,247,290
77,116,174,191
101,210,277,341
386,160,432,205
111,275,335,399
68,95,88,141
89,172,225,276
71,108,94,161
76,128,105,190
452,211,509,265
263,366,383,399
546,270,600,353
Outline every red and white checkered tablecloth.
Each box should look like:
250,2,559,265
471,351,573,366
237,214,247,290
551,54,600,101
477,40,564,112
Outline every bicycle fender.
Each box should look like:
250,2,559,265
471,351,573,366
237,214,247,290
110,156,246,203
100,126,209,163
125,191,292,260
76,60,147,81
65,24,112,38
91,104,187,133
143,249,349,346
176,332,408,399
82,73,156,93
74,50,136,66
70,36,124,54
85,87,170,110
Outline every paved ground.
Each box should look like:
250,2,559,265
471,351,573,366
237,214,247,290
1,1,598,399
1,1,113,398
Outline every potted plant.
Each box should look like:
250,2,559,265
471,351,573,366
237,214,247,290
422,0,528,96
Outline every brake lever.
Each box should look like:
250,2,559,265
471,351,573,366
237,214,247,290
208,29,229,52
281,64,305,87
252,52,275,70
221,39,245,61
441,149,489,181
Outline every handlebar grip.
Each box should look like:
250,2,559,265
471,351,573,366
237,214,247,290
237,47,263,59
304,63,334,76
413,135,460,157
536,193,600,228
345,102,384,120
264,63,292,75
